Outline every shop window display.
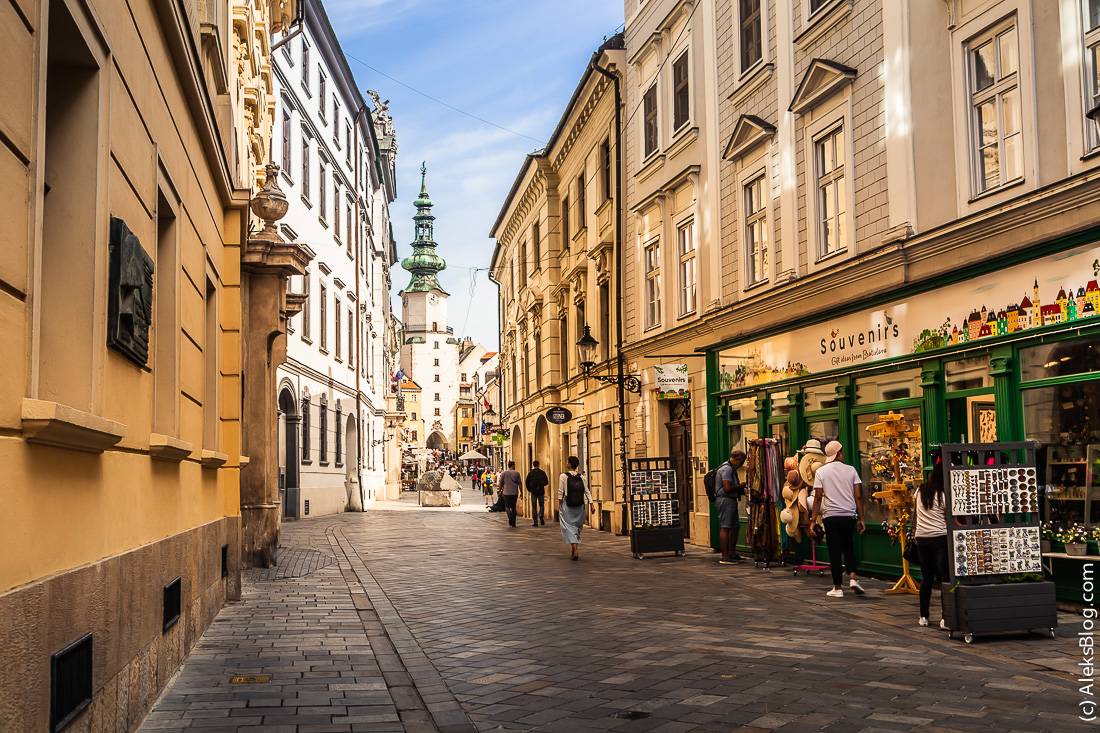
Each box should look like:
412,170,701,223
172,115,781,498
854,368,922,405
803,383,838,411
856,407,923,524
945,355,993,391
770,391,791,415
807,419,839,443
729,422,758,453
770,422,789,457
1023,380,1100,529
1019,334,1100,382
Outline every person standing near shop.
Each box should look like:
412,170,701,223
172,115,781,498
716,450,748,564
558,456,592,560
525,460,549,526
915,466,949,628
810,442,866,597
498,461,523,527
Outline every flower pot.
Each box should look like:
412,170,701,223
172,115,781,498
1065,542,1088,556
1040,539,1051,553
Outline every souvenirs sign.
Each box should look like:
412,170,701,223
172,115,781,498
654,364,689,399
716,243,1100,390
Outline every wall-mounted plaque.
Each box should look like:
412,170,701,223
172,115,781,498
107,216,154,366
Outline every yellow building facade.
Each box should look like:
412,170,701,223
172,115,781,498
0,0,297,728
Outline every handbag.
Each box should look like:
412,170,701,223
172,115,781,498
902,503,920,564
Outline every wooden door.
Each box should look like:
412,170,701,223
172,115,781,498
665,415,692,538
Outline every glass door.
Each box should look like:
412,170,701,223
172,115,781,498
944,355,995,443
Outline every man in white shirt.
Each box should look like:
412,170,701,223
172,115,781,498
810,441,866,598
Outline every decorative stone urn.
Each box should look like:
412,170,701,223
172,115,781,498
250,163,289,241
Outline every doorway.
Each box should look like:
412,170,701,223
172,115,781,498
278,388,299,519
665,398,692,538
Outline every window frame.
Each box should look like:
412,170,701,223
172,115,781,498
672,50,691,132
319,282,328,351
318,70,327,121
281,111,292,176
576,173,586,232
301,134,311,202
301,270,311,342
600,138,612,202
532,220,541,271
676,219,696,317
642,84,659,158
965,19,1023,196
561,195,570,248
644,237,662,329
335,297,342,360
814,123,848,260
742,165,770,287
301,41,311,92
738,0,764,75
318,160,327,223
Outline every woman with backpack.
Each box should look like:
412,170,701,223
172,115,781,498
558,455,592,561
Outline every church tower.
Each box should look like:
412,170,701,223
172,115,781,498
399,164,460,457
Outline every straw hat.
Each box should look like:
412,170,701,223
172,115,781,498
801,439,826,456
799,451,827,486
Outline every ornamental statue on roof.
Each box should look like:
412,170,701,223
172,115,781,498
400,162,448,294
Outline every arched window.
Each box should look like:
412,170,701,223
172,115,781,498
301,395,312,462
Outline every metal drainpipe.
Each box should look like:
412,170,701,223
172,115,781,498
589,59,628,534
487,269,503,468
353,103,368,510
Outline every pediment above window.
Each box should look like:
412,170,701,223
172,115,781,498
723,115,776,161
789,59,856,114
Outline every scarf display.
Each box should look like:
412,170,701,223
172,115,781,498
746,438,783,561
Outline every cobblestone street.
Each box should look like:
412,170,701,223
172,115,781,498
141,491,1091,732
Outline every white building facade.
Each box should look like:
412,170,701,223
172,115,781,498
272,0,398,519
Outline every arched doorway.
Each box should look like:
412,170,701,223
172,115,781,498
345,415,360,511
278,388,299,519
534,415,550,470
426,430,447,466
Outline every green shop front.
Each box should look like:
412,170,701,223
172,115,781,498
704,239,1100,604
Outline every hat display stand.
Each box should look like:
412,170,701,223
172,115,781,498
866,411,920,595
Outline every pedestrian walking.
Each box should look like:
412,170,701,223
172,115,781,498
809,441,866,597
715,450,747,564
914,465,949,629
525,460,549,526
558,455,591,560
482,469,495,505
498,461,523,527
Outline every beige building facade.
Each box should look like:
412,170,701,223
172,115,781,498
0,0,301,729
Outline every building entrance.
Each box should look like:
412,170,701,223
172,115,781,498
665,399,692,538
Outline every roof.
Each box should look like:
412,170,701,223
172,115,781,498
402,379,421,390
481,352,497,361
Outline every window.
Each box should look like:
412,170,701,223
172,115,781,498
204,278,218,449
301,42,310,90
346,122,353,165
319,399,328,462
434,408,441,416
461,373,467,381
809,0,830,13
576,174,586,231
1086,2,1100,150
333,184,340,235
411,429,418,440
677,222,696,315
301,136,310,199
745,172,768,283
333,96,340,132
319,284,328,350
643,85,658,157
461,408,469,417
600,138,612,201
433,358,440,366
346,201,352,246
740,0,762,73
432,321,438,331
462,426,469,438
434,374,440,382
281,112,291,173
815,125,847,257
318,161,327,221
301,397,311,460
434,340,439,349
645,240,661,328
347,308,354,367
673,51,690,131
335,405,342,465
561,196,570,246
411,412,417,420
434,393,440,401
301,270,311,340
968,23,1021,194
518,240,527,283
318,71,327,119
335,298,342,359
532,221,541,270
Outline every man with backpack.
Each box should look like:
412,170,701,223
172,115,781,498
714,450,748,564
557,455,591,560
525,460,549,526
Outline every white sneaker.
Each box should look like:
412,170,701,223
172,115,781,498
940,619,949,630
826,589,844,598
849,578,865,594
918,617,929,627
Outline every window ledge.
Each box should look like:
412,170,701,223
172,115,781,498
335,461,344,468
795,0,852,48
320,461,330,467
301,335,312,344
572,225,588,244
319,216,329,229
814,248,849,266
281,171,295,188
200,449,228,469
1081,148,1100,162
150,433,195,462
967,176,1026,204
22,398,126,453
301,195,312,209
319,347,329,355
301,458,313,465
666,125,699,159
729,62,774,107
636,152,666,184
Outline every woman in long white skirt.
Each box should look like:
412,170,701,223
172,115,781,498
558,455,592,560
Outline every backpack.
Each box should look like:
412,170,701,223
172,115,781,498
703,468,718,501
565,473,586,508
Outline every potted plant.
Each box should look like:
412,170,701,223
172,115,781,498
1063,524,1090,556
1040,523,1056,554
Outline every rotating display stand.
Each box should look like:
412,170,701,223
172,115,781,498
628,457,685,559
939,442,1057,644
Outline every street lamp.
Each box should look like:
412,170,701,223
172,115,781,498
576,325,641,393
371,420,396,447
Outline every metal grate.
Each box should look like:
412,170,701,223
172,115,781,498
51,633,92,732
163,576,181,631
221,545,228,578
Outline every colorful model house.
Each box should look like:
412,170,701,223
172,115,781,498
1085,280,1099,314
1019,294,1033,329
1040,303,1062,326
996,309,1008,335
967,310,983,340
978,321,993,338
1006,303,1020,333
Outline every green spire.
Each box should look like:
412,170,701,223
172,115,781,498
401,161,447,294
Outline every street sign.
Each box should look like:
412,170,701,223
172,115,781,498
546,407,572,424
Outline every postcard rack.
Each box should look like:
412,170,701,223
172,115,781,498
939,442,1057,644
628,457,685,559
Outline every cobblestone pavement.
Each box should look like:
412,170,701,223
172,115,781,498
142,490,1092,732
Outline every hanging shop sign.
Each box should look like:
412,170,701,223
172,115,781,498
716,243,1100,390
546,407,572,424
654,364,689,399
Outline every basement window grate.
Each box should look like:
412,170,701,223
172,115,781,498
221,544,228,578
163,576,181,631
51,632,92,732
615,711,651,720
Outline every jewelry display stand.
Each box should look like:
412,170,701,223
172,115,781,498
628,457,685,559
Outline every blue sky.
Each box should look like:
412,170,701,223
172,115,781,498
326,0,625,350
